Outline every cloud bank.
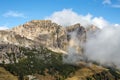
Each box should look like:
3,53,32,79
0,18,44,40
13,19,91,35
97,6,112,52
45,9,109,29
85,27,120,68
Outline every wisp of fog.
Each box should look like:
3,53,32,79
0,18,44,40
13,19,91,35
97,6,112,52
85,27,120,68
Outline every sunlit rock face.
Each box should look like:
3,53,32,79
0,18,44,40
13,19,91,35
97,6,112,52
0,30,35,47
12,20,68,50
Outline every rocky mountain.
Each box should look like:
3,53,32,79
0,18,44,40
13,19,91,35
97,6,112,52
0,20,87,54
0,20,119,80
0,20,87,64
0,20,87,51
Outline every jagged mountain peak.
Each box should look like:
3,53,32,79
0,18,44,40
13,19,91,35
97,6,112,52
12,20,61,30
12,20,65,38
66,23,81,32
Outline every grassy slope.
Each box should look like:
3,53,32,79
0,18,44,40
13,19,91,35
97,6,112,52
66,63,115,80
0,67,18,80
0,46,120,80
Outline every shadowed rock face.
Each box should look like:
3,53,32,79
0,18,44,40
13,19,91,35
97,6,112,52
66,23,86,44
66,23,86,55
0,44,27,64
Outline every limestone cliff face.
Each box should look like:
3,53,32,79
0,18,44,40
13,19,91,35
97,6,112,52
11,20,87,54
0,44,20,63
12,20,68,50
0,30,35,47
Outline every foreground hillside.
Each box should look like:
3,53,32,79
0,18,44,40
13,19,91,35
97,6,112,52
0,45,120,80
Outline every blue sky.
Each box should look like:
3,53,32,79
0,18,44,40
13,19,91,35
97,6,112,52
0,0,120,29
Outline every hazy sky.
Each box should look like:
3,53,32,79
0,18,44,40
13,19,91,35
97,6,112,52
0,0,119,29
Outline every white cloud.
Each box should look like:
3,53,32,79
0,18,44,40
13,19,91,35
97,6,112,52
0,25,9,30
45,9,110,29
45,9,92,26
114,24,120,27
112,4,120,8
92,17,109,29
3,11,26,18
103,0,111,4
85,26,120,68
103,0,120,8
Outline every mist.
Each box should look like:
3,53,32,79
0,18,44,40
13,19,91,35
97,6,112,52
45,9,109,29
64,25,120,69
63,30,84,64
85,26,120,68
